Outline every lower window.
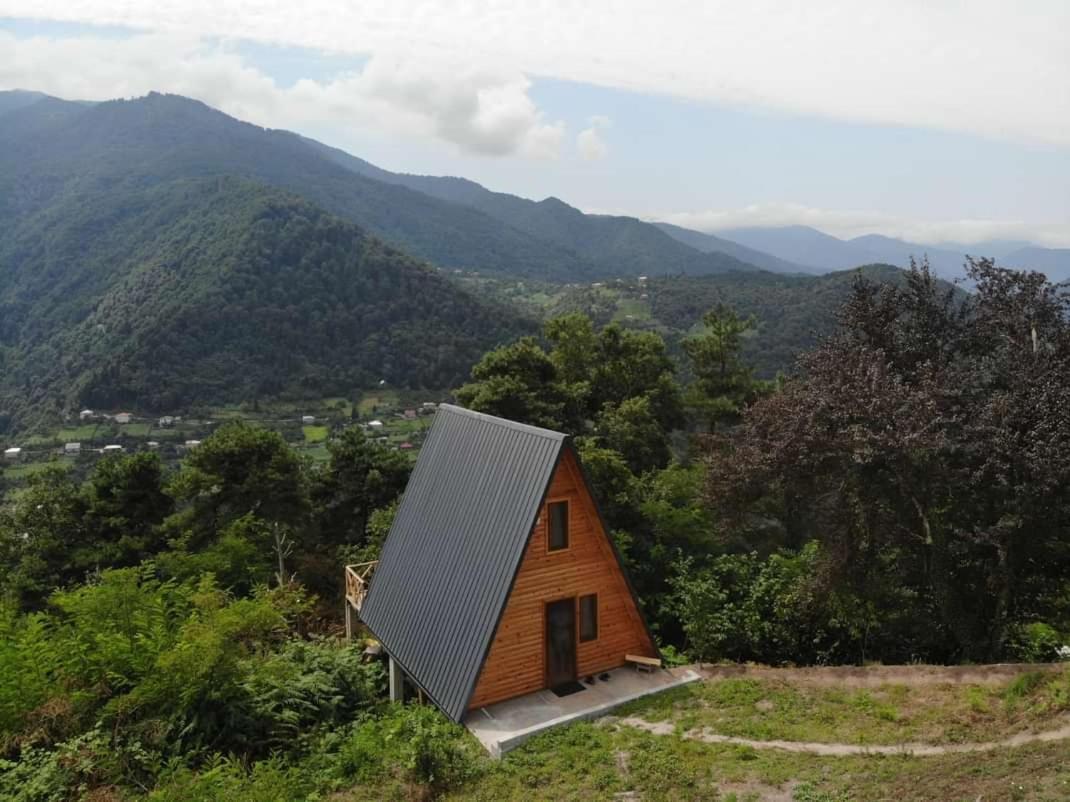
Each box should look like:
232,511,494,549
579,594,598,641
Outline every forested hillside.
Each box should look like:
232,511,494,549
0,177,531,432
309,139,765,277
502,263,945,378
0,91,767,283
0,92,597,282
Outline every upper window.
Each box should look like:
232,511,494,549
548,500,569,551
579,594,598,641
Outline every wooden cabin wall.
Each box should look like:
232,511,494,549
467,448,656,711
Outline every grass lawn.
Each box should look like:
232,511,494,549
55,424,101,441
332,717,1070,802
358,390,399,416
119,422,152,436
327,667,1070,802
302,425,329,443
615,670,1070,747
613,297,652,323
2,460,73,479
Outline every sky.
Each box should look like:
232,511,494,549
1,2,1068,247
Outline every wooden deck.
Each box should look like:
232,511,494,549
345,560,378,611
344,561,378,641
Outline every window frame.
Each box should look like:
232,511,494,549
545,498,570,553
578,593,598,642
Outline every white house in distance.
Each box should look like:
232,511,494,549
184,440,201,450
79,409,94,421
102,445,124,455
114,412,133,424
302,415,316,425
4,447,22,461
367,420,384,430
158,416,176,427
64,442,81,455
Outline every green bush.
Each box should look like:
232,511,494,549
335,704,479,796
670,543,868,665
147,755,316,802
1006,622,1066,662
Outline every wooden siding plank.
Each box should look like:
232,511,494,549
468,449,656,710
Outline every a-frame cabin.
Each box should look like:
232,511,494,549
358,404,659,723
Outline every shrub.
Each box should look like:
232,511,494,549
1006,622,1066,663
335,704,479,796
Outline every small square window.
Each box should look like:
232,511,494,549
579,594,598,641
548,500,569,551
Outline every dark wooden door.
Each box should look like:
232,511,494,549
546,598,577,687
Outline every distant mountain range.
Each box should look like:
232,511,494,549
710,226,1069,283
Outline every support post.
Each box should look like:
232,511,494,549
344,600,353,643
389,656,405,703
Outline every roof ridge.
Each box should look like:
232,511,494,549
437,404,568,441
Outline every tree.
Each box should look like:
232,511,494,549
593,396,670,475
706,259,1070,661
683,305,765,430
82,452,173,570
454,337,568,429
0,466,86,608
312,427,410,547
166,422,309,549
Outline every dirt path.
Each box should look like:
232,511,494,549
616,716,1070,757
693,662,1064,688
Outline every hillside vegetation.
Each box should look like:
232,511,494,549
0,177,530,431
0,92,767,283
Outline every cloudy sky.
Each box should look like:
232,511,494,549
2,1,1068,246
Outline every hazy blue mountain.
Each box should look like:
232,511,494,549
847,234,972,279
1001,247,1070,283
716,225,1066,282
652,222,819,274
0,89,52,116
717,225,879,272
937,239,1035,259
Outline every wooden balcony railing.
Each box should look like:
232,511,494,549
345,560,378,613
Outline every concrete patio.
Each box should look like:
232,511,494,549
464,665,701,757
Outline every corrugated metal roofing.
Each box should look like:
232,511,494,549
359,404,567,722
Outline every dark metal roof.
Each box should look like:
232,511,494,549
359,404,567,722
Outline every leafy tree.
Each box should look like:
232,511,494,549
593,396,670,475
683,305,766,430
457,316,683,473
588,324,683,434
706,259,1070,661
167,422,309,549
82,452,173,569
454,337,567,429
0,465,86,608
312,428,410,548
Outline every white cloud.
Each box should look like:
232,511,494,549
5,1,1068,147
647,202,1070,248
0,30,565,158
576,115,611,160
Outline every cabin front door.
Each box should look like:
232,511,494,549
545,598,577,687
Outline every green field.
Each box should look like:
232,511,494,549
2,459,74,479
358,390,400,416
303,425,329,443
55,424,101,441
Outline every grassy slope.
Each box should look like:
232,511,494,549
318,668,1070,801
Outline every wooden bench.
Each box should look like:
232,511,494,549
625,653,662,673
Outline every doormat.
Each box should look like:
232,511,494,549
550,681,587,697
